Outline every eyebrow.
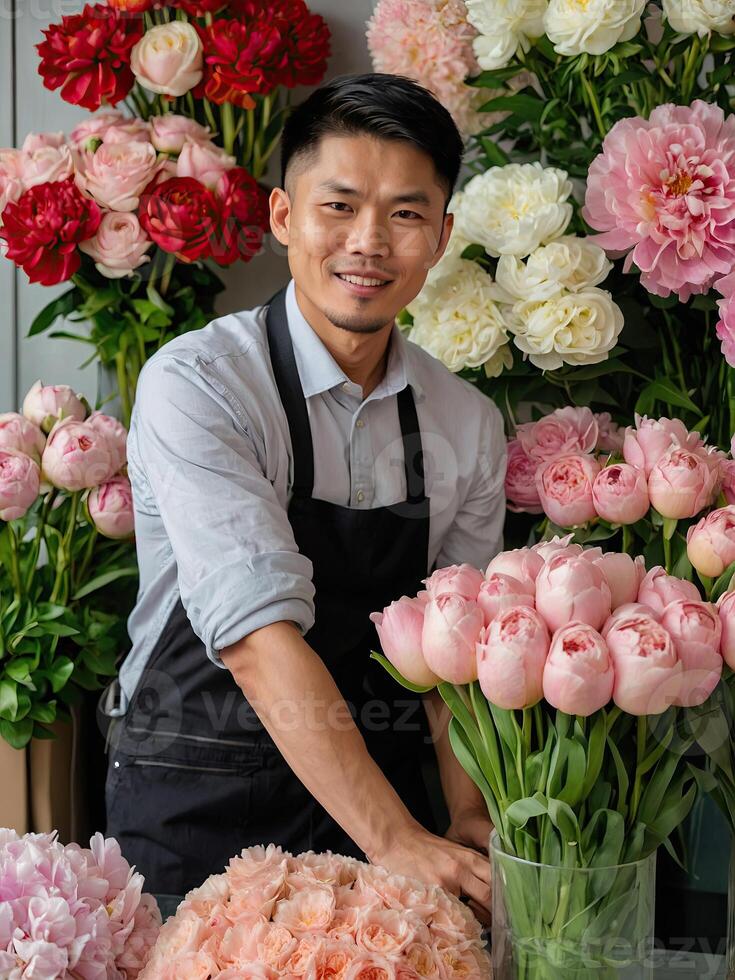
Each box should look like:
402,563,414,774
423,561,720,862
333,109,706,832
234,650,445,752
314,180,432,207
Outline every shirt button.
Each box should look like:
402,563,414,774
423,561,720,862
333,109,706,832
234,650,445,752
114,760,120,769
356,490,365,503
342,382,349,391
356,419,365,428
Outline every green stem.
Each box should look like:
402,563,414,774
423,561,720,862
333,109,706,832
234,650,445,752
75,527,99,593
115,348,132,431
244,107,256,169
6,523,22,598
681,36,701,101
159,251,176,296
622,523,633,556
221,100,236,156
663,533,672,574
629,716,647,827
24,490,57,594
50,493,79,605
580,72,606,140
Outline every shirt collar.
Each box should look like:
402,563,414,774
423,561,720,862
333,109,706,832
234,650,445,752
284,279,423,401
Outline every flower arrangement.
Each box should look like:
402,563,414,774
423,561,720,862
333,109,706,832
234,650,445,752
139,844,491,978
0,381,137,748
0,828,160,978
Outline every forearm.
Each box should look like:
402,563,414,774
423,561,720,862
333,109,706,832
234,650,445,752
221,621,420,861
423,688,487,821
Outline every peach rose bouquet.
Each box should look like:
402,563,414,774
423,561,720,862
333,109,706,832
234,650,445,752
139,844,490,979
0,380,137,749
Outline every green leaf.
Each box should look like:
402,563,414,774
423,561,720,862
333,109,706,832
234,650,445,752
663,517,678,541
29,701,56,724
368,652,435,693
635,379,702,417
0,717,33,749
506,793,548,828
478,94,545,121
711,560,735,603
27,289,81,337
467,66,525,88
478,138,510,167
71,567,138,600
45,657,74,694
0,680,18,720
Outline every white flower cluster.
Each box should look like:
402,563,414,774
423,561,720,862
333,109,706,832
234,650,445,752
406,164,623,374
663,0,735,36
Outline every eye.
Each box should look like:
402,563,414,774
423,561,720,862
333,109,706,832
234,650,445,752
395,210,423,220
326,202,352,212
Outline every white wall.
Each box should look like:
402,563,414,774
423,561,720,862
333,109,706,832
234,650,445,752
0,0,376,412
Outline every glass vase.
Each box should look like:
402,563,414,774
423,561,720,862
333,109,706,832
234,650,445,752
490,831,657,980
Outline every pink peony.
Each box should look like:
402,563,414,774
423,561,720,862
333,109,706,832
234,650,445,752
87,411,128,472
370,595,440,687
638,565,701,616
717,591,735,670
0,448,40,520
423,563,484,601
0,412,45,464
477,572,534,625
22,379,86,433
75,138,160,212
606,611,684,714
17,141,74,189
477,605,549,709
593,552,645,609
592,463,650,525
648,447,718,519
543,622,614,716
485,546,544,587
504,438,543,514
717,287,735,367
720,458,735,505
517,406,599,462
421,594,484,684
623,415,703,477
660,600,723,707
594,412,624,453
535,553,612,633
583,100,735,301
79,211,152,279
42,418,119,492
177,136,235,189
536,453,600,527
88,475,135,539
687,505,735,578
150,114,212,153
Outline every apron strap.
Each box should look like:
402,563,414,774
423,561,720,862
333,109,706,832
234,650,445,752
265,287,426,503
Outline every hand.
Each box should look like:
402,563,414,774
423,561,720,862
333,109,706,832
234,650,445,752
369,820,492,928
445,804,493,855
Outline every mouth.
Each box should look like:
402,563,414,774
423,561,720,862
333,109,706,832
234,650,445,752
334,272,393,297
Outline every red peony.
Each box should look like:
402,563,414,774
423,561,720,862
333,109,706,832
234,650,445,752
210,168,270,265
265,0,331,88
107,0,154,11
0,177,101,286
37,3,143,111
171,0,230,15
138,176,219,263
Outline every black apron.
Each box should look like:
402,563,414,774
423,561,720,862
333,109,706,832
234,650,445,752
104,288,440,895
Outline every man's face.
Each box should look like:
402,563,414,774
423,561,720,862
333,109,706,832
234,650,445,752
269,134,454,335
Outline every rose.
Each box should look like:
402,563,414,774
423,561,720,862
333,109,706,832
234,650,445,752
648,448,718,520
717,592,735,670
370,596,439,688
477,606,549,709
139,176,219,263
606,611,683,714
535,554,612,633
75,139,160,213
150,114,212,154
535,453,600,527
20,132,66,153
592,552,645,609
504,439,542,514
88,476,134,539
544,0,647,56
22,380,86,434
69,111,125,148
477,573,534,626
660,600,723,707
592,463,650,525
42,419,119,492
0,449,40,520
79,212,152,279
486,546,544,589
177,138,235,189
131,22,203,97
0,413,46,465
517,406,599,462
0,149,24,226
421,594,484,684
687,506,735,578
17,143,74,190
623,415,703,477
423,564,484,602
495,237,612,302
637,566,701,616
543,622,614,716
87,413,127,473
663,0,735,35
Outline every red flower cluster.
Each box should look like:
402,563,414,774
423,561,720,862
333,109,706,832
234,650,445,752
36,3,143,111
1,177,101,285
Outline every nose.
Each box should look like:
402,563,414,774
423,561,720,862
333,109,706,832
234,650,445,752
343,208,391,258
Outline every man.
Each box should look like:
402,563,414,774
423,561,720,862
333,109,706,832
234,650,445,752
104,73,506,922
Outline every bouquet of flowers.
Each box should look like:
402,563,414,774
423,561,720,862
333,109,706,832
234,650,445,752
0,828,161,978
0,380,137,748
139,844,491,978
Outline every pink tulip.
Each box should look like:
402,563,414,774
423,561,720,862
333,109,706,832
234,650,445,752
477,606,549,709
87,412,127,473
543,622,614,716
660,600,723,707
423,564,484,602
687,506,735,578
0,412,45,464
0,449,40,520
88,475,135,540
623,415,703,477
536,454,601,528
648,448,718,519
477,573,534,626
517,406,598,462
504,439,542,514
637,565,701,616
422,594,484,684
485,547,544,587
717,592,735,670
593,553,645,610
606,611,684,715
22,380,86,434
535,554,612,633
369,595,440,687
592,463,650,525
42,419,118,492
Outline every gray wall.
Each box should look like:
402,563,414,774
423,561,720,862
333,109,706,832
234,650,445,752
0,0,376,412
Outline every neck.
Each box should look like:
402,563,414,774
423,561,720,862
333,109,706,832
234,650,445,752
294,284,393,398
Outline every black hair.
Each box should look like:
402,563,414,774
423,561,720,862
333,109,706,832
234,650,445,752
280,72,464,207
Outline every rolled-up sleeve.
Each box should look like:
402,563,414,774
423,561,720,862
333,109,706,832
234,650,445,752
129,352,315,667
435,397,507,572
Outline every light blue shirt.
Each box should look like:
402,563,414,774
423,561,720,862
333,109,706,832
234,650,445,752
116,279,507,713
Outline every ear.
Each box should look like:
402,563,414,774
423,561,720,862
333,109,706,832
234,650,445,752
269,187,291,246
427,211,454,271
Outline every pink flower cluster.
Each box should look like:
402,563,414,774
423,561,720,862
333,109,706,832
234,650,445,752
0,828,160,979
140,844,490,979
0,380,133,538
373,539,732,716
716,271,735,367
506,407,726,526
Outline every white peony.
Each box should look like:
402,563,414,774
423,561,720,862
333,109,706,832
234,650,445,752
454,162,573,258
663,0,735,35
507,287,624,370
544,0,647,55
495,237,613,302
466,0,548,69
483,343,515,377
407,260,511,373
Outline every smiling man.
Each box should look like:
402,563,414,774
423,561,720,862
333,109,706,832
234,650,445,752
104,73,506,920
